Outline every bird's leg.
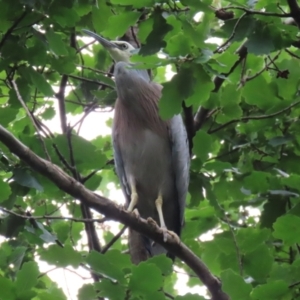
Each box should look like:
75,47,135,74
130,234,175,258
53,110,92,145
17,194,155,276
155,193,168,242
127,182,138,212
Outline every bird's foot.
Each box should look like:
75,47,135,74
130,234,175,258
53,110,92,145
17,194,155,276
132,208,140,218
166,230,180,244
147,217,158,228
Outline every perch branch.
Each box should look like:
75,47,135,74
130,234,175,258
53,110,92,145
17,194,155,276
0,125,229,300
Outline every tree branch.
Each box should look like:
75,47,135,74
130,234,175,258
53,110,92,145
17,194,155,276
287,0,300,26
0,11,27,50
68,74,114,89
0,125,229,300
11,80,51,161
55,74,68,134
208,100,300,134
194,45,248,131
214,12,247,53
101,226,127,254
220,6,292,18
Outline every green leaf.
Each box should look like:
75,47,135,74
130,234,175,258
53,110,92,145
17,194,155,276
0,180,11,202
244,244,273,281
245,22,278,55
40,107,55,120
39,244,82,267
236,228,271,254
221,269,252,300
37,287,67,300
0,107,18,126
95,279,126,300
92,2,113,33
180,0,211,12
110,0,155,7
27,67,54,97
185,64,214,107
251,281,289,300
140,11,173,55
15,261,39,293
46,30,68,56
9,246,27,271
0,276,14,299
193,130,213,162
129,262,163,296
53,135,107,171
242,75,278,110
86,251,126,284
273,214,300,246
103,12,142,38
268,135,294,147
244,171,269,193
13,168,43,192
78,284,97,300
147,255,173,276
159,65,194,119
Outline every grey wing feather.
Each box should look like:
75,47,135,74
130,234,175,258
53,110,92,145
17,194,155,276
112,135,131,204
169,115,190,225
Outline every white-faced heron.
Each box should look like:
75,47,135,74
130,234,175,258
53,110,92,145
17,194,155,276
83,30,190,258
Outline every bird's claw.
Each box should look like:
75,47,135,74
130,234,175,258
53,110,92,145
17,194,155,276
147,217,157,228
132,208,140,218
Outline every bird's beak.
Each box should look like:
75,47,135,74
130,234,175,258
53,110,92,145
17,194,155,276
82,29,120,50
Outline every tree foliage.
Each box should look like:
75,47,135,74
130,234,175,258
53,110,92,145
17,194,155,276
0,0,300,299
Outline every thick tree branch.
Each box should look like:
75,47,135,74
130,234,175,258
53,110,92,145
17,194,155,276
0,125,229,300
287,0,300,26
55,74,68,134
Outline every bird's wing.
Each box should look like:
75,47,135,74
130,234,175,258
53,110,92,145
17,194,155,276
151,82,190,225
168,114,190,226
112,133,131,204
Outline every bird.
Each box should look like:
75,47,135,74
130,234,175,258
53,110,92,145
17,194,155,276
83,29,190,259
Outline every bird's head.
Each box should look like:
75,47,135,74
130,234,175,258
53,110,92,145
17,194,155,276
82,29,137,63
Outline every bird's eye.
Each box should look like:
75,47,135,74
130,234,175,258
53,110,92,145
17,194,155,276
120,43,128,50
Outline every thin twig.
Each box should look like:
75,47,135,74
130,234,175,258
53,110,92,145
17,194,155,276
225,214,243,276
101,226,128,254
289,281,300,288
244,51,281,83
11,80,51,161
0,11,27,50
52,143,75,173
208,100,300,134
0,207,107,223
194,45,248,131
285,48,300,59
68,74,114,89
214,12,247,53
221,6,292,18
76,65,113,76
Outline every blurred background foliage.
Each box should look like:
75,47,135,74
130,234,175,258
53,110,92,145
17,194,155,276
0,0,300,299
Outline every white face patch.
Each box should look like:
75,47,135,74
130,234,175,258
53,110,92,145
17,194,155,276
109,41,137,62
